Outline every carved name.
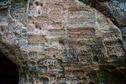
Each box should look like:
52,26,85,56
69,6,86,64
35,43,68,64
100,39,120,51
28,35,46,44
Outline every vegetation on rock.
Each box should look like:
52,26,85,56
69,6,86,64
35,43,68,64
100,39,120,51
12,0,27,9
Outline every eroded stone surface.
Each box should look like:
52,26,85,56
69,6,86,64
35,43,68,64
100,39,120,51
0,0,125,84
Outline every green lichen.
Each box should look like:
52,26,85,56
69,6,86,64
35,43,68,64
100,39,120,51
14,0,28,3
22,66,39,77
12,0,27,9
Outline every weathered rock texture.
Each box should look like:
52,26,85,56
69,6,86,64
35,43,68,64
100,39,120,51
0,0,126,84
84,0,126,40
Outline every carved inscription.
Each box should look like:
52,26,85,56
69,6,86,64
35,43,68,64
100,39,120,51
28,35,46,44
48,4,64,22
67,28,95,38
69,11,95,23
49,29,65,37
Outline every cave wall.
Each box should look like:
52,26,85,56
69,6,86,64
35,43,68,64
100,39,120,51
0,0,126,84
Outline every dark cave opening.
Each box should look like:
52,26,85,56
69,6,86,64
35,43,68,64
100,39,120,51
0,52,19,84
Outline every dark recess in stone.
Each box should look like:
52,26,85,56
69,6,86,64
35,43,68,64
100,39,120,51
0,52,19,84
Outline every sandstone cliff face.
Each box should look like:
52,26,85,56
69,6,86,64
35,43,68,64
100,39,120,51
84,0,126,40
0,0,126,84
